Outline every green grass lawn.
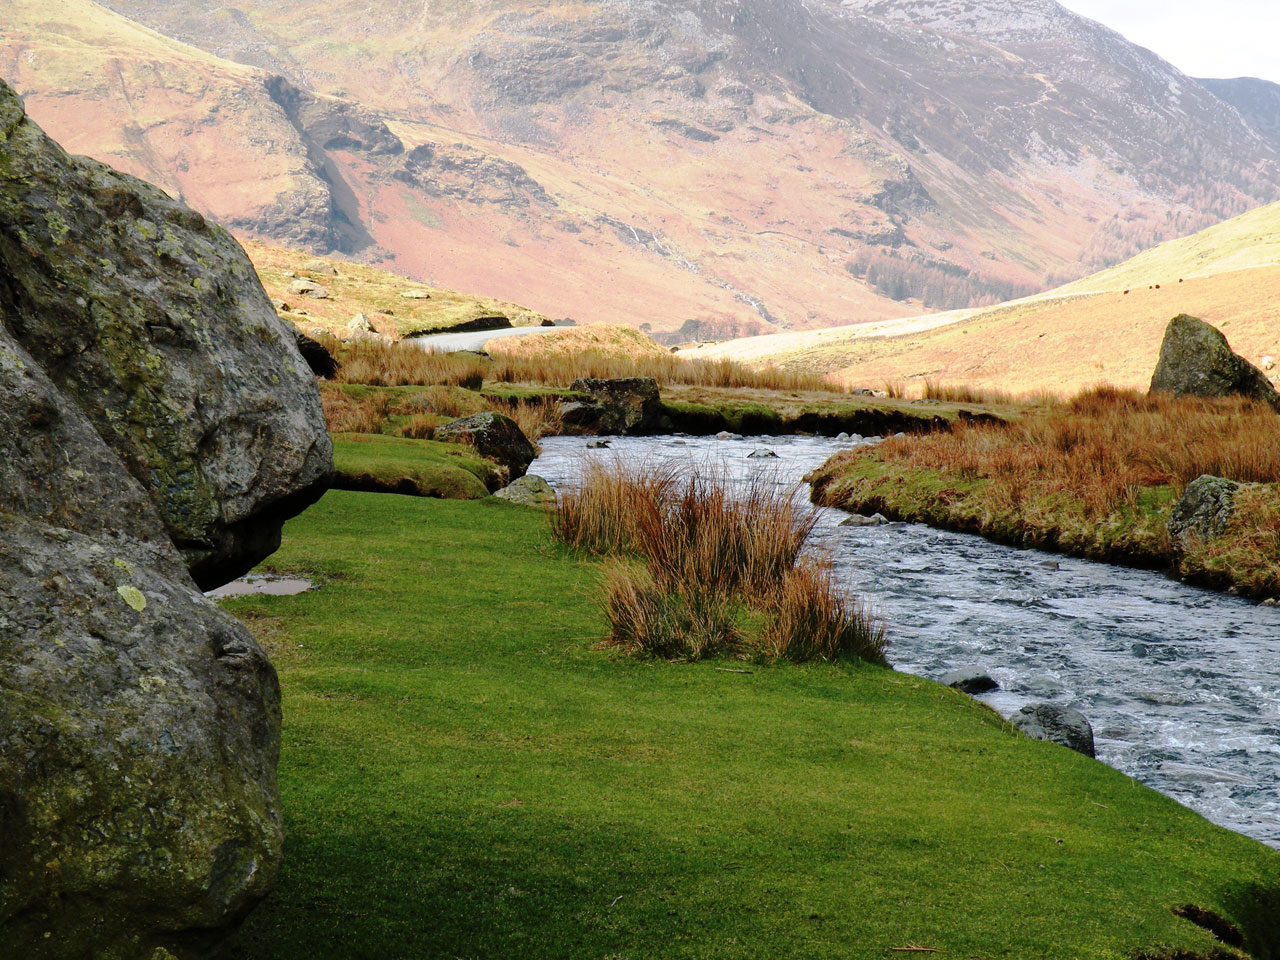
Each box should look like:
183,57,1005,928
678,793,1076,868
223,491,1280,960
331,433,499,498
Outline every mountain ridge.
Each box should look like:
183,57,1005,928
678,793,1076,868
5,0,1279,336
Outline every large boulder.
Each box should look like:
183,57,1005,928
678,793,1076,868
435,412,536,480
1149,314,1280,410
1167,475,1244,552
0,79,333,589
563,377,666,435
0,78,328,957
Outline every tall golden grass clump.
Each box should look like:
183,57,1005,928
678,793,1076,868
876,387,1280,518
316,328,843,392
553,462,886,665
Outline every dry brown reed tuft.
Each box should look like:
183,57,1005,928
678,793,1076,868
486,396,565,442
552,462,882,664
321,388,393,434
759,561,887,665
318,329,844,393
877,387,1280,518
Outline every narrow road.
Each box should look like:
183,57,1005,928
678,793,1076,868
408,325,561,353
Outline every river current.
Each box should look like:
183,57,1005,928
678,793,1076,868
530,433,1280,849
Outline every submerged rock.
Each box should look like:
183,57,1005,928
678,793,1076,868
436,412,536,479
0,80,332,589
747,448,779,458
942,667,999,695
840,513,889,527
1149,314,1280,409
0,77,324,956
494,473,557,507
1011,704,1096,757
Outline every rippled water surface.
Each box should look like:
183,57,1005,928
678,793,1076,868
531,433,1280,848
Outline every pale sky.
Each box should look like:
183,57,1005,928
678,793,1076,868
1061,0,1280,83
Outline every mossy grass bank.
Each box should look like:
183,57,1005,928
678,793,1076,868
222,490,1280,959
810,387,1280,599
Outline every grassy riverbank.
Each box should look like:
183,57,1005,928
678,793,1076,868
220,490,1280,959
809,389,1280,599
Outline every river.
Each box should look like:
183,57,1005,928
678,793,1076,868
530,432,1280,849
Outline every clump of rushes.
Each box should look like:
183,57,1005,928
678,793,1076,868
552,462,885,665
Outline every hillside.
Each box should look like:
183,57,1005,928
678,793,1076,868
685,200,1280,395
4,0,1280,338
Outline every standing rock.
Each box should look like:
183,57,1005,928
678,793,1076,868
1011,704,1096,757
0,80,332,589
1149,314,1280,409
435,412,536,479
0,78,320,957
1167,475,1245,551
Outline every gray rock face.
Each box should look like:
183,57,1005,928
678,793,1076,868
1168,475,1244,551
563,377,665,435
493,474,557,507
0,80,333,589
435,412,536,480
1149,314,1280,409
1011,704,1096,758
0,77,328,956
0,515,282,959
942,667,999,695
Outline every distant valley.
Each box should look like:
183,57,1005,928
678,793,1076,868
4,0,1280,340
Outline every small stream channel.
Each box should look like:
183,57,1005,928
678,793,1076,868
530,433,1280,849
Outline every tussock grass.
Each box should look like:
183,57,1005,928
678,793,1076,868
879,387,1280,518
552,462,884,664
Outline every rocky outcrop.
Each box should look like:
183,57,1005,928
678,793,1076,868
435,412,536,480
0,78,329,957
1167,475,1244,551
0,79,333,590
562,377,666,435
1010,704,1096,758
1149,315,1280,410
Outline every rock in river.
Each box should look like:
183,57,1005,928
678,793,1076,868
942,667,1000,694
0,77,330,957
562,377,665,435
1011,704,1097,758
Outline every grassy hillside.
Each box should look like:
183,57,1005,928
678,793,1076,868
686,203,1280,396
218,489,1280,959
245,239,550,338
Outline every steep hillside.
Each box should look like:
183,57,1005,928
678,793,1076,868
687,201,1280,395
1199,77,1280,149
5,0,1280,337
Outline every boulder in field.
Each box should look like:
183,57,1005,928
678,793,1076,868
1011,704,1096,758
294,329,340,379
289,277,329,298
1167,475,1245,552
0,76,330,957
0,79,333,589
435,412,536,479
493,473,557,507
1149,314,1280,409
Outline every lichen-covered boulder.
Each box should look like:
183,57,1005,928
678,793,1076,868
0,76,325,957
435,412,536,480
493,473,556,507
564,377,665,435
0,79,333,589
1149,314,1280,410
0,515,282,960
1167,475,1244,552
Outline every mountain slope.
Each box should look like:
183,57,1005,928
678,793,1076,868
685,199,1280,395
5,0,1280,337
1199,77,1280,149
